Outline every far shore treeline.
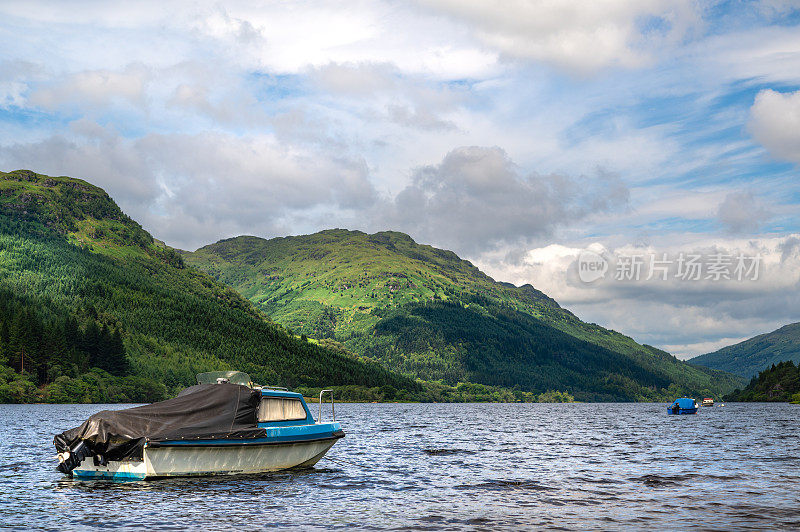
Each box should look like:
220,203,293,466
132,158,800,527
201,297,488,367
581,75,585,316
0,169,749,404
725,361,800,403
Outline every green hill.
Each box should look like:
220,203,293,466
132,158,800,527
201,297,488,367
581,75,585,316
690,323,800,378
0,170,420,403
185,230,743,401
725,360,800,402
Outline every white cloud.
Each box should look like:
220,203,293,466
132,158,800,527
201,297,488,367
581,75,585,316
0,60,43,110
305,61,466,135
188,1,499,79
0,80,26,109
416,0,699,74
661,336,752,359
386,103,457,131
749,88,800,164
716,191,771,234
309,62,398,95
28,64,151,112
699,26,800,86
373,146,629,253
633,188,725,220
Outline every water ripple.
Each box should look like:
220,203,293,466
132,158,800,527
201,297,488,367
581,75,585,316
0,402,798,530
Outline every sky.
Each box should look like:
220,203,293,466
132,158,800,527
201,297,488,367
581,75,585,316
1,0,799,359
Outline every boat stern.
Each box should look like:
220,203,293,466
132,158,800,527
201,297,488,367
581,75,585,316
71,458,148,481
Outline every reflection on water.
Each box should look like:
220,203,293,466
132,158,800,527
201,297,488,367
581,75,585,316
1,402,799,530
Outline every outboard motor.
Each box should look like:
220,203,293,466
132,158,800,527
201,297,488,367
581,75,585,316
56,441,93,474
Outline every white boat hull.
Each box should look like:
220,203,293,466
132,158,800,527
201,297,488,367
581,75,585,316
72,438,339,480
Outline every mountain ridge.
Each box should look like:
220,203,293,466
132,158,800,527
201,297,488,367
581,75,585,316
690,322,800,378
185,229,744,400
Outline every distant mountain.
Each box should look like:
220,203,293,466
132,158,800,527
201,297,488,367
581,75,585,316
185,230,743,401
0,170,417,402
690,323,800,378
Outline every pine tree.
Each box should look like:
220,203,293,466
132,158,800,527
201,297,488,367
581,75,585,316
8,308,28,374
83,320,101,370
105,328,128,376
0,318,8,366
38,319,65,384
95,324,112,372
64,316,80,352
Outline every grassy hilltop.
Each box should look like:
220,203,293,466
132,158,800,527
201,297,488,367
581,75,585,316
185,230,743,401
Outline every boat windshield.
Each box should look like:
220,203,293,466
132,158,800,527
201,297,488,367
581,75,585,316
258,397,307,422
196,371,253,387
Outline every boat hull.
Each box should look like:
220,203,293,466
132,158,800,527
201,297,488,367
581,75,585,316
71,433,343,480
667,407,698,415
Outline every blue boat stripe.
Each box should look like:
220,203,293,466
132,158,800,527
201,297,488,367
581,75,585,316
72,470,146,480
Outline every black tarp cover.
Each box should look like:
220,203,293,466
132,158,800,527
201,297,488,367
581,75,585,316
54,384,265,463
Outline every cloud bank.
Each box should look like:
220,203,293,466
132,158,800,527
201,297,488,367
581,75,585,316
417,0,699,74
375,146,629,253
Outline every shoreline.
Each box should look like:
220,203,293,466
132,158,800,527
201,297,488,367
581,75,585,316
7,399,796,406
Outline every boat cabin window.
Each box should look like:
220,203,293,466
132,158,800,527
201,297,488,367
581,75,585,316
258,397,307,422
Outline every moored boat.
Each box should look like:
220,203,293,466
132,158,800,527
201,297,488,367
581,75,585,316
54,371,343,480
701,397,714,407
667,397,698,415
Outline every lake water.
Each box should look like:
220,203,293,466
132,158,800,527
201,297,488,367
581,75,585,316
1,402,798,530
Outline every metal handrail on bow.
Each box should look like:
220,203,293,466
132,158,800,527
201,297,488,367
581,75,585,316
318,389,335,423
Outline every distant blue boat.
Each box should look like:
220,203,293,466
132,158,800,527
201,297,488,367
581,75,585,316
667,397,698,415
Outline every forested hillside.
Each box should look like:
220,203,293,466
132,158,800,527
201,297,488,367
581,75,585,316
186,230,743,401
0,170,419,403
725,360,800,402
691,323,800,378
